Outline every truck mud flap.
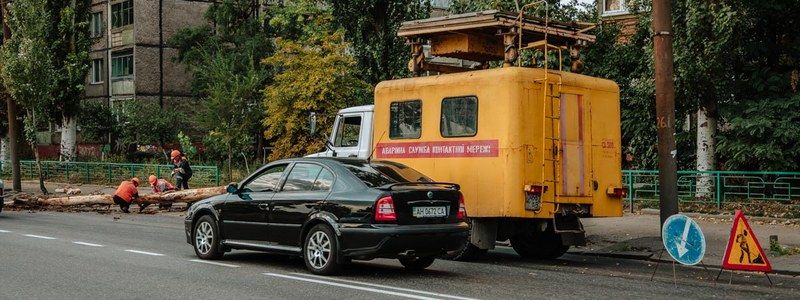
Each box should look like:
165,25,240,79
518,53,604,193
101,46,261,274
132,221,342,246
553,214,586,246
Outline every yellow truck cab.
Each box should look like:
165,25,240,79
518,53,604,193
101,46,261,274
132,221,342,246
315,10,624,259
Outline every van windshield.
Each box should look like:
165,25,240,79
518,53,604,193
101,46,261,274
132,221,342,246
340,160,432,187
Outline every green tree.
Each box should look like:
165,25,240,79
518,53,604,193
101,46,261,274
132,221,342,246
328,0,431,84
172,0,270,172
50,0,91,161
0,0,57,193
263,3,370,160
115,102,187,155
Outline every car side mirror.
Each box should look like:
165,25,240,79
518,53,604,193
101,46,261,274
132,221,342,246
226,183,239,194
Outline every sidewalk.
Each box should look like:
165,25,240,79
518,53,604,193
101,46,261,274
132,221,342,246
573,212,800,276
4,180,159,197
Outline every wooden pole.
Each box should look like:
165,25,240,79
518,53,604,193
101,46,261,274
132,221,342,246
652,0,679,227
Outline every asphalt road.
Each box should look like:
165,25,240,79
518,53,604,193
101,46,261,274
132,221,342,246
0,211,797,299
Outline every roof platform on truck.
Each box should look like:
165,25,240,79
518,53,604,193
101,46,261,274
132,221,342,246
399,10,596,74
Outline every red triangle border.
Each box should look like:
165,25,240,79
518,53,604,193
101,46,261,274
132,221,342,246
720,210,773,273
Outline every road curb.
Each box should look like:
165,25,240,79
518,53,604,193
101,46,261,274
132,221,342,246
570,250,800,277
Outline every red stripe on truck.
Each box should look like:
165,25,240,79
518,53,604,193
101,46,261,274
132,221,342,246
375,140,499,158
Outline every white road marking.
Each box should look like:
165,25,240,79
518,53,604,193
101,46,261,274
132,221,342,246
189,259,240,268
124,250,165,256
23,234,56,240
73,241,104,247
291,272,479,300
0,229,10,233
264,273,440,300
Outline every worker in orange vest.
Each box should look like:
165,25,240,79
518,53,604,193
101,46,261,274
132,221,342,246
149,175,176,210
113,177,140,213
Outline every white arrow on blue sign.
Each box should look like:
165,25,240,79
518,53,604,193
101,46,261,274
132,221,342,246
662,214,706,265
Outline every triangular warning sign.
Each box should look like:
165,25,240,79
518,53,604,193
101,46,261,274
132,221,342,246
721,210,772,272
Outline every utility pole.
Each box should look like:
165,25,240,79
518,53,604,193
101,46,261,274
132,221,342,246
652,0,679,226
1,0,21,192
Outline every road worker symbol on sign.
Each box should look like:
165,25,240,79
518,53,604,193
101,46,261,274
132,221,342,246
721,210,772,272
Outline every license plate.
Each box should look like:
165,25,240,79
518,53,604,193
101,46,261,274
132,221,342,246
412,206,447,218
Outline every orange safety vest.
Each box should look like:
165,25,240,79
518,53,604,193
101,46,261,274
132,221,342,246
114,181,139,203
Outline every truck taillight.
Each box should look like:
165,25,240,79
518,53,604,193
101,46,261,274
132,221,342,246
374,196,396,222
457,194,467,220
607,187,627,198
524,184,547,195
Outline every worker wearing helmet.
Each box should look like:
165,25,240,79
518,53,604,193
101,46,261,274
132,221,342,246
171,150,193,190
148,175,176,193
113,177,141,213
149,175,176,210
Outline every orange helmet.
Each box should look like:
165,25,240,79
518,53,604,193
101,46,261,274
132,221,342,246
170,150,181,159
148,175,157,185
131,177,141,186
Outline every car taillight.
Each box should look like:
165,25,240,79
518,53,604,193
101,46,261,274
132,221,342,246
457,194,467,220
607,187,628,198
374,196,396,222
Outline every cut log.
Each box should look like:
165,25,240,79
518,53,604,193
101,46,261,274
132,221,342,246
37,186,226,206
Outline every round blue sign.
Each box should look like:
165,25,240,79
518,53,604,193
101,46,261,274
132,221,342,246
662,214,706,266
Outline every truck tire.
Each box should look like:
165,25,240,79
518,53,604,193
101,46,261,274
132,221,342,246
443,242,488,261
510,230,569,259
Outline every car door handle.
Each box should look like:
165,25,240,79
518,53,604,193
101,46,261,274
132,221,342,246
258,203,269,210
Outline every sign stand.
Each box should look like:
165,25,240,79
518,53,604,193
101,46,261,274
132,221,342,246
714,210,773,286
651,214,713,285
650,248,714,285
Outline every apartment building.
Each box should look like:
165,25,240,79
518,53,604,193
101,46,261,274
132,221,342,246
84,0,211,110
597,0,638,42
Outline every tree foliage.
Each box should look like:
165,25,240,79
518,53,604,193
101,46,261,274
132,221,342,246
171,0,270,170
0,0,56,193
263,2,370,160
49,0,91,120
115,102,187,148
328,0,431,84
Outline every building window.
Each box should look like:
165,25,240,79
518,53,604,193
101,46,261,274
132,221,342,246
91,59,103,83
90,12,103,37
440,96,478,137
111,50,133,79
602,0,628,15
389,100,422,139
333,116,362,147
111,0,133,28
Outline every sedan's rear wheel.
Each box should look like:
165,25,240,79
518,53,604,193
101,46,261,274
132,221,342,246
304,224,341,275
193,215,223,259
399,256,436,271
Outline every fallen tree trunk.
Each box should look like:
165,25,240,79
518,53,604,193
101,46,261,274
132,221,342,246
36,186,226,206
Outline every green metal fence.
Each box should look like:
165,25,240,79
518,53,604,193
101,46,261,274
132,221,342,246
623,170,800,208
0,161,221,187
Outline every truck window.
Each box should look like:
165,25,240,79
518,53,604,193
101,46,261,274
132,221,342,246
389,100,421,139
334,116,362,147
441,96,478,137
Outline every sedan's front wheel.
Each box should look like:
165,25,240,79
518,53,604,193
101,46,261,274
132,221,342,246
193,215,223,260
304,224,341,275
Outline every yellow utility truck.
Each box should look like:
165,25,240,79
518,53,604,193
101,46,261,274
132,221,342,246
313,10,624,259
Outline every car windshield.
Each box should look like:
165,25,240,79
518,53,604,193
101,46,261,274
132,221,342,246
341,160,432,188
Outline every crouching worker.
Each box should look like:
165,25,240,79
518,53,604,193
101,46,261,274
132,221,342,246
149,175,176,210
113,177,141,214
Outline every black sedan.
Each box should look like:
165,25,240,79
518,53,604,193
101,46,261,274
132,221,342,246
185,158,469,275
